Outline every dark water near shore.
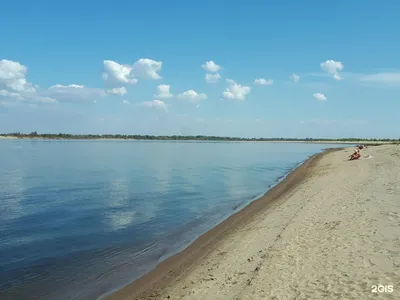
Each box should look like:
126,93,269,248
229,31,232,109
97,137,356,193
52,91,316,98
0,140,347,299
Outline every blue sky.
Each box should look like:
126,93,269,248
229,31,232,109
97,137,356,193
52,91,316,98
0,0,399,138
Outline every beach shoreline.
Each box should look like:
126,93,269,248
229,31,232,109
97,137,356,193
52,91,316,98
104,147,344,300
105,144,400,300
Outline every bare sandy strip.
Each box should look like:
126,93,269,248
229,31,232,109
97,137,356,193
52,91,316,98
107,145,400,299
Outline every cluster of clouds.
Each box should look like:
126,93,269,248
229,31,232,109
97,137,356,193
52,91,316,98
102,59,220,108
0,58,167,108
312,59,345,102
201,60,252,100
3,56,398,111
223,79,251,100
320,60,344,81
202,61,221,83
0,59,108,106
0,59,53,106
0,57,334,109
0,59,36,93
102,58,162,85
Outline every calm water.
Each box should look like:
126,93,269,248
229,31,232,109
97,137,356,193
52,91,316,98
0,140,346,299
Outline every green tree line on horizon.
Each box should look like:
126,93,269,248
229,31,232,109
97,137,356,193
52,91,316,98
1,132,400,143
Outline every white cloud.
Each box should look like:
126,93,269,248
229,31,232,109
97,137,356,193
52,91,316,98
50,84,84,89
106,87,127,96
177,90,207,103
202,61,221,73
132,58,162,80
0,89,56,105
254,78,273,85
360,73,400,86
121,100,130,105
46,84,106,103
320,60,344,80
141,100,168,111
102,60,137,85
290,73,300,83
0,59,112,105
333,74,343,81
222,79,251,100
0,59,36,92
37,96,57,104
0,89,24,100
313,92,327,101
102,58,162,86
205,73,221,83
155,84,173,98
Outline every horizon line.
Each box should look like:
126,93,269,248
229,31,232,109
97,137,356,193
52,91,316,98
1,132,399,142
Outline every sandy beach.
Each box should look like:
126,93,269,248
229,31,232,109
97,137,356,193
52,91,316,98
107,145,400,300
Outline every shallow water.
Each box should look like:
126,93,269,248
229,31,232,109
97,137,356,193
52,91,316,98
0,140,347,299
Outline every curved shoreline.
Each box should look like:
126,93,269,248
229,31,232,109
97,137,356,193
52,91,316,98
104,147,343,300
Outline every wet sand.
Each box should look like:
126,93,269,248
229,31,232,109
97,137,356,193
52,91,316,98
106,145,400,300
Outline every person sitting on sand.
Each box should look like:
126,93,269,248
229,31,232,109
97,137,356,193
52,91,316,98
349,148,361,160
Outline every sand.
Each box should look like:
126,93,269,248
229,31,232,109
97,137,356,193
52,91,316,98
106,144,400,300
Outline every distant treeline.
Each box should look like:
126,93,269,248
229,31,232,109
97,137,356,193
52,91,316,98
1,132,400,143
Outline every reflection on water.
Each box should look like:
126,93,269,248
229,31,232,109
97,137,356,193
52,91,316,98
106,177,136,231
0,140,347,300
